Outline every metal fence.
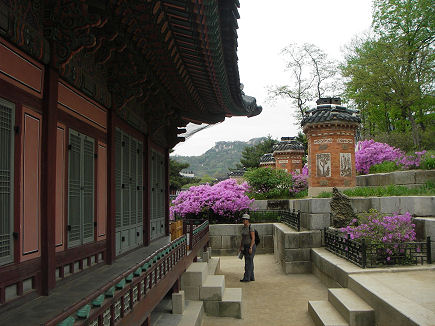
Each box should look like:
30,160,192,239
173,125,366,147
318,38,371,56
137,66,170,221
175,209,301,231
248,209,301,231
324,228,432,268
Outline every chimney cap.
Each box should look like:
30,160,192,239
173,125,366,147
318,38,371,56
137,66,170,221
316,97,341,105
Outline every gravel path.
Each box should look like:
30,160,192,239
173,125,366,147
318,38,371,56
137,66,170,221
203,254,328,326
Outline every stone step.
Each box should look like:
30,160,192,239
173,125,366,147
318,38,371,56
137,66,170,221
151,299,204,326
181,262,208,288
328,288,374,326
204,288,243,319
200,275,225,301
348,273,435,326
308,301,349,326
208,257,220,275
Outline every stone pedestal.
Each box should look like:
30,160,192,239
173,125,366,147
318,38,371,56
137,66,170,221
172,290,185,314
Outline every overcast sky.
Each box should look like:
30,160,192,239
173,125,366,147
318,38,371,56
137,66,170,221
172,0,373,157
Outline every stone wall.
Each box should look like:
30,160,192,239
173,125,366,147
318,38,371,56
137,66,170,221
209,223,322,274
273,223,321,273
209,224,274,256
356,170,435,188
253,196,435,231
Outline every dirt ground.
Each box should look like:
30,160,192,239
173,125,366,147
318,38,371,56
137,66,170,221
203,254,328,326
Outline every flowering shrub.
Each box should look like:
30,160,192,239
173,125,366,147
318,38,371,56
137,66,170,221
355,140,404,174
170,179,253,220
396,150,426,169
340,210,417,264
290,165,308,194
356,140,431,174
340,210,416,243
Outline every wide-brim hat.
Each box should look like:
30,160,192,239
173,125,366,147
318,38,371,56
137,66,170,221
241,213,250,220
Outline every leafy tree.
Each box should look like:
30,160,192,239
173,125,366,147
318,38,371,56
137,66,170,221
244,167,292,193
342,0,435,148
295,131,308,155
169,158,200,190
268,43,341,123
239,136,278,168
182,174,216,189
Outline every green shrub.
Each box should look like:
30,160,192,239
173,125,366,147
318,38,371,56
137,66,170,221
315,182,435,198
369,161,399,174
420,151,435,170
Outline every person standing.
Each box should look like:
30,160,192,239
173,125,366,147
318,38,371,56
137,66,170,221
239,214,256,282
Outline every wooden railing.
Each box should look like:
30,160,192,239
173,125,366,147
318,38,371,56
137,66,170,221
183,219,209,249
47,236,188,326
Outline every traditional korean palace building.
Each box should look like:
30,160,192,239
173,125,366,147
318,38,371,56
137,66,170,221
0,1,261,325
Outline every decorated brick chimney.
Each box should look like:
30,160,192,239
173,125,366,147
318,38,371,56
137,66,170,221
301,98,361,196
272,137,305,173
259,153,275,168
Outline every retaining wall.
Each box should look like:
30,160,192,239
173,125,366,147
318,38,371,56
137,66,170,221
253,196,435,229
273,223,321,273
209,223,322,274
209,223,274,256
356,169,435,188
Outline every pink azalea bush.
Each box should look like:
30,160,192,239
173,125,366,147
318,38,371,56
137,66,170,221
170,179,253,220
340,210,416,243
340,210,417,263
340,210,421,265
355,140,429,174
355,140,404,174
290,165,308,194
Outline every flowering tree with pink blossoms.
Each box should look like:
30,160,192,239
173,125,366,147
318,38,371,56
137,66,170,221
170,179,253,222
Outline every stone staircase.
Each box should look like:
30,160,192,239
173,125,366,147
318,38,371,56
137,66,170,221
308,288,374,326
181,253,243,319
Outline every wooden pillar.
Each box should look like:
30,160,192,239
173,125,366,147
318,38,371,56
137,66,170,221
106,108,115,264
41,66,58,294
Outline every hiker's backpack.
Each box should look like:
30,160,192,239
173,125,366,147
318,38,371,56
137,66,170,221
249,225,260,246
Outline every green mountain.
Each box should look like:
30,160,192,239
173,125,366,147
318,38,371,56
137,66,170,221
172,138,266,178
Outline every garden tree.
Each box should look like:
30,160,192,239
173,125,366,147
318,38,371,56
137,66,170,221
169,158,200,190
182,174,216,189
244,167,293,194
342,0,435,148
295,131,308,156
268,43,340,123
239,136,278,168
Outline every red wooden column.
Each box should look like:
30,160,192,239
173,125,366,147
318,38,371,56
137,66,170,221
41,66,58,294
165,148,170,236
106,108,115,264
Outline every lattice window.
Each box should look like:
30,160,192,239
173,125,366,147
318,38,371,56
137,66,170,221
0,99,14,266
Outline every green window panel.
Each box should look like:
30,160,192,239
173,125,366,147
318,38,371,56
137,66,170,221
115,129,122,229
130,138,137,226
122,133,130,227
68,131,82,247
68,129,95,248
115,128,143,255
0,98,14,266
150,150,166,239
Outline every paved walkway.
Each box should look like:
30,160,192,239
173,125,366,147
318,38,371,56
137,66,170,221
203,254,328,326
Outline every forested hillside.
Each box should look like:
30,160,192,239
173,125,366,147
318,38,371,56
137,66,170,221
172,138,265,178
